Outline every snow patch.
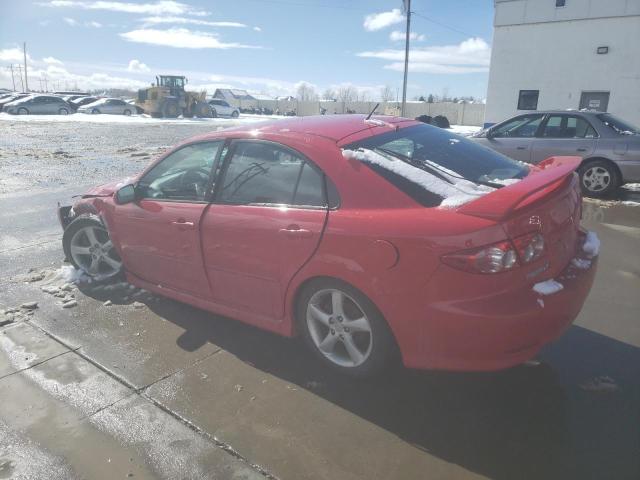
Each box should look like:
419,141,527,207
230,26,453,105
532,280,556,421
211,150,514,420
447,125,482,137
487,178,521,186
622,183,640,192
532,279,564,296
582,231,600,258
342,148,494,207
571,258,591,270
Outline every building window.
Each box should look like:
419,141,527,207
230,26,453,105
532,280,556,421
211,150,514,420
517,90,539,110
556,0,566,7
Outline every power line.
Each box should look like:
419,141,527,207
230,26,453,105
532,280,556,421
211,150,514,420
412,10,480,38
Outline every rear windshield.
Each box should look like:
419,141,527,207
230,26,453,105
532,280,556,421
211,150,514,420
347,124,528,184
596,113,639,135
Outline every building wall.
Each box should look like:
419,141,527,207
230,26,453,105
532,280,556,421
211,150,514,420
486,0,640,126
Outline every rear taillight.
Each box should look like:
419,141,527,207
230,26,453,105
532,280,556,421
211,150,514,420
442,240,518,274
513,232,545,264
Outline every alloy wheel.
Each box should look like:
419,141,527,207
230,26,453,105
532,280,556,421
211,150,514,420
69,225,122,278
582,166,611,193
306,288,373,367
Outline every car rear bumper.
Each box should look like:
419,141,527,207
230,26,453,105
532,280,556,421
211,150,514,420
402,250,598,372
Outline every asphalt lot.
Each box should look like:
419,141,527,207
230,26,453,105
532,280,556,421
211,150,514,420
1,116,639,480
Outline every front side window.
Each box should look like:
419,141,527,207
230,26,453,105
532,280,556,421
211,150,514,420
542,115,597,138
218,142,326,207
492,114,544,138
137,141,222,201
517,90,539,110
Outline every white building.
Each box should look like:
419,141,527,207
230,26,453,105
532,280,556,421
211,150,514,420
484,0,640,127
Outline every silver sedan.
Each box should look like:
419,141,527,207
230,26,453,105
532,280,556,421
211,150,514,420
471,111,640,196
4,95,73,115
77,98,134,115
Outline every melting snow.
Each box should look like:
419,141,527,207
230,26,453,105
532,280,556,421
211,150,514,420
532,279,564,296
582,231,600,258
342,148,494,207
571,258,591,270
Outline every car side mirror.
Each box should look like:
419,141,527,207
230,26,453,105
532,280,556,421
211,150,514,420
114,184,137,205
485,128,495,139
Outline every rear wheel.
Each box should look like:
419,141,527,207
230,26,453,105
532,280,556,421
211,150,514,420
231,110,239,118
91,108,100,114
578,159,619,197
297,279,397,377
58,107,69,115
63,216,122,280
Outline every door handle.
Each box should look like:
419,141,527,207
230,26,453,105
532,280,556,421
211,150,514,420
516,146,527,150
576,148,587,152
171,219,195,229
279,225,313,239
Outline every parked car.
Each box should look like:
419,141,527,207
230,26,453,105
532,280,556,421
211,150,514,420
472,111,640,196
4,95,72,115
0,93,30,112
207,98,240,118
58,115,597,376
77,98,134,115
70,96,99,110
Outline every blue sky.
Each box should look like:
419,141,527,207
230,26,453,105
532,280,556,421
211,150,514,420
0,0,494,99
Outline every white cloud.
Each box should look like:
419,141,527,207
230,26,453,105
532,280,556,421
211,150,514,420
127,59,150,72
389,30,425,42
140,16,247,27
41,0,209,16
0,48,30,63
43,56,64,65
357,37,491,74
120,28,261,49
253,26,262,32
63,17,78,26
86,20,102,27
363,9,404,32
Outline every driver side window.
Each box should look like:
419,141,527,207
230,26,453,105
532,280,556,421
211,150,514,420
137,141,222,202
492,114,544,138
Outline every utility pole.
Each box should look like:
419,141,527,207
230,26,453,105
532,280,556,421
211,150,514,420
401,0,411,117
15,64,24,92
23,42,29,92
6,65,16,91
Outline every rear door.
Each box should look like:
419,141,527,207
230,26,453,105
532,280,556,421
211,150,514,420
482,114,545,163
109,141,224,298
201,140,329,320
531,114,597,164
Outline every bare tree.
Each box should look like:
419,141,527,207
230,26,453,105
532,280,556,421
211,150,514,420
322,88,336,101
380,85,394,103
357,90,371,102
337,85,357,103
296,82,317,102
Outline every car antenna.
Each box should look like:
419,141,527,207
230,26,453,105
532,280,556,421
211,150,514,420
365,103,379,121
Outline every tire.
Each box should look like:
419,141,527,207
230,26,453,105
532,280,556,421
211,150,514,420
92,108,100,114
162,100,180,118
231,110,239,118
58,108,69,115
62,216,123,281
210,108,218,118
123,109,131,116
578,159,620,197
297,278,397,377
17,107,29,115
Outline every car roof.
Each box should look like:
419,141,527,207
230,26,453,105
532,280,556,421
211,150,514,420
191,114,416,143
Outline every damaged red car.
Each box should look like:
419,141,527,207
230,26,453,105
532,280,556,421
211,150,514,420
59,115,598,376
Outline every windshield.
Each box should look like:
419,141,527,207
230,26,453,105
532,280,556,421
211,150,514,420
347,124,529,185
596,113,639,135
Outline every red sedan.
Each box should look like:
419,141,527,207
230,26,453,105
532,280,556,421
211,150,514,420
59,115,598,376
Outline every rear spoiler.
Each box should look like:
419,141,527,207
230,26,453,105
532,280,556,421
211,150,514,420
457,156,581,221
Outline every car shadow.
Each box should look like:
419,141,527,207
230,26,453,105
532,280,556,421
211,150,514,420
93,291,638,480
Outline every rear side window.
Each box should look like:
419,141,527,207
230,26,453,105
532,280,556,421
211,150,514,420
218,142,327,207
542,115,598,138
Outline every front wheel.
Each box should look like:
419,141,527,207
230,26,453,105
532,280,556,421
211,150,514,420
58,108,69,115
578,160,619,197
17,107,29,115
62,216,123,280
231,110,239,118
297,279,397,377
123,109,132,116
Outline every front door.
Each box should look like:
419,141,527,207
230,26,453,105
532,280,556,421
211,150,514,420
482,113,545,163
531,114,598,164
201,140,329,320
110,141,223,298
579,91,610,113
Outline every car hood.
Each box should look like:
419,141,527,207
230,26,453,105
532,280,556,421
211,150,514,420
81,177,135,198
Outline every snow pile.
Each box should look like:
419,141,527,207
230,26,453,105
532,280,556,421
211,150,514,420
622,183,640,192
582,231,600,258
342,148,494,207
448,125,482,137
532,279,564,296
571,258,591,270
487,178,521,186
